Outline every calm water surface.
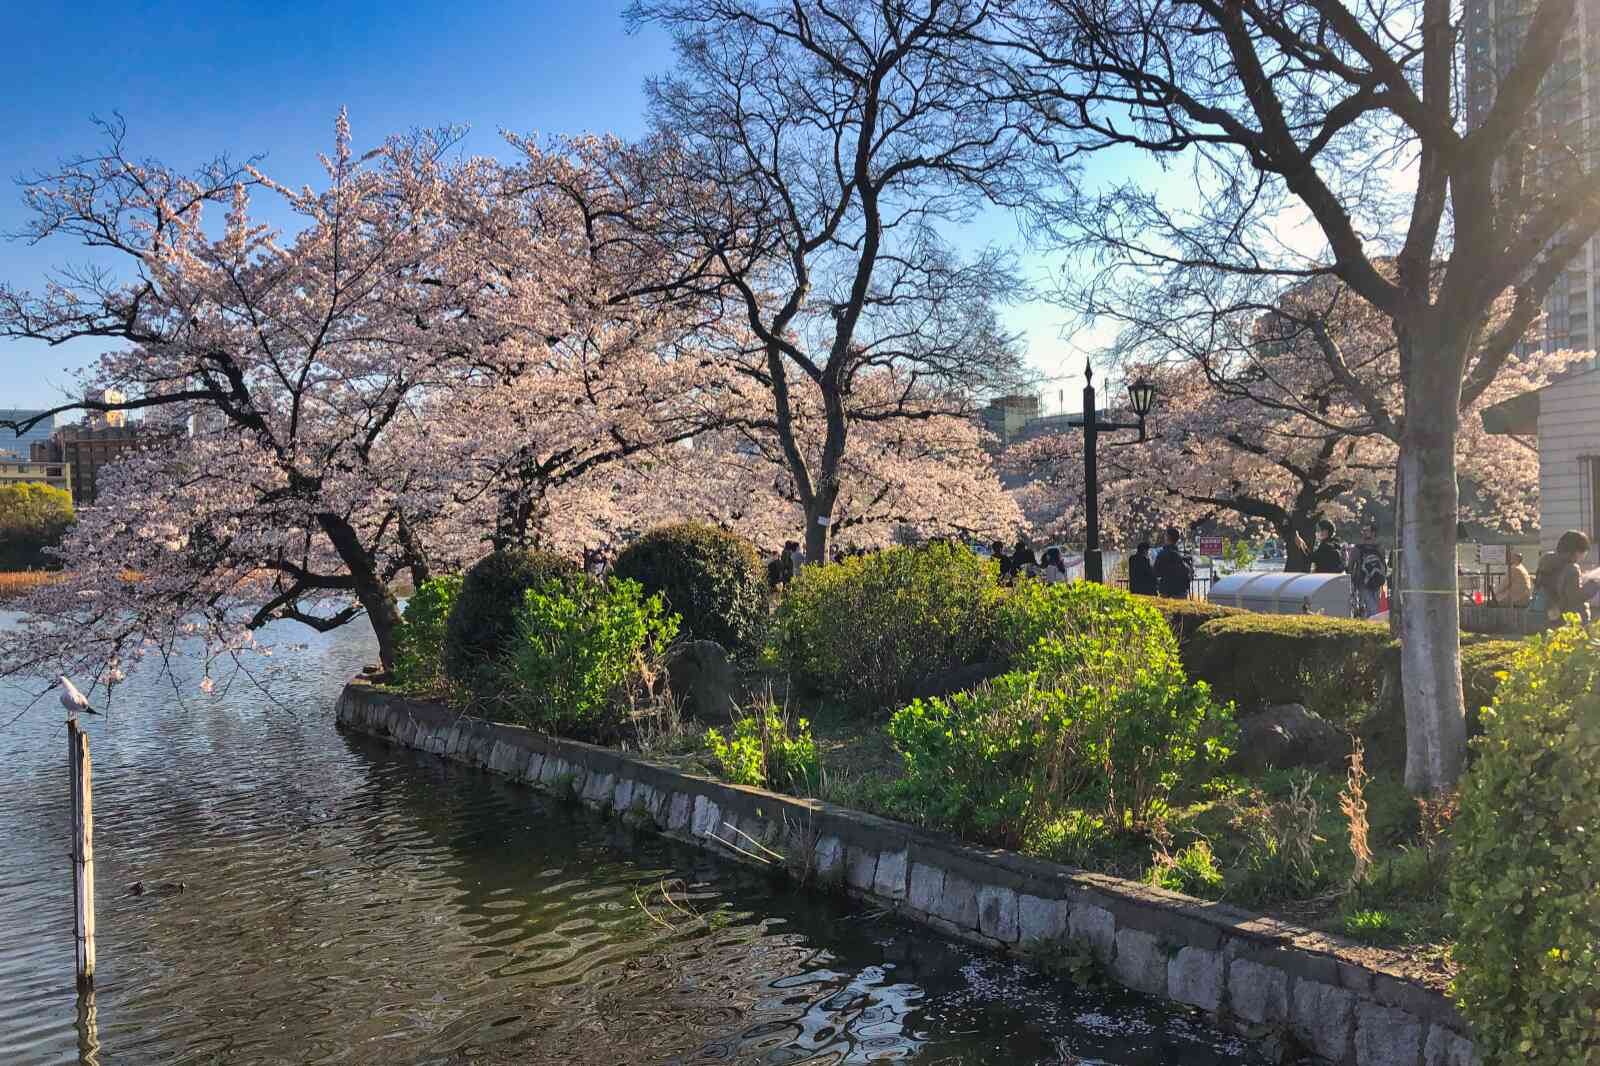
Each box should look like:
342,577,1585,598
0,614,1262,1065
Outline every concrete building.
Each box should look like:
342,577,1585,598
0,457,74,500
30,422,179,505
980,394,1042,444
1464,0,1600,356
0,409,55,461
1484,365,1600,563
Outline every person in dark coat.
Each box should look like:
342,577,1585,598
1128,541,1158,595
1309,519,1345,574
1153,526,1193,599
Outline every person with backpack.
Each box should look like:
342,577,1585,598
1153,526,1193,599
1309,519,1345,575
1348,521,1388,618
1529,530,1593,628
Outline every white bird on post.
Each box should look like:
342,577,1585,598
59,677,100,718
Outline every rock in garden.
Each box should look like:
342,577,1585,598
1226,703,1350,774
665,640,737,723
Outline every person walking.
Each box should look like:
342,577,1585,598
1039,546,1069,583
1530,530,1593,627
1153,526,1192,599
1494,550,1533,607
1309,519,1346,575
1008,538,1037,582
1348,521,1388,618
1127,541,1158,596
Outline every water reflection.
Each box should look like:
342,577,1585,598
0,616,1260,1065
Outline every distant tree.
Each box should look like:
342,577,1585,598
0,482,74,570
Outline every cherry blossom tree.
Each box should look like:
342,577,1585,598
0,120,727,687
667,369,1024,551
1008,276,1584,569
627,0,1046,563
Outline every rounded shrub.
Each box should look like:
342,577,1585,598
443,548,579,692
775,543,1001,709
1451,619,1600,1066
610,522,767,650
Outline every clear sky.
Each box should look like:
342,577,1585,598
0,1,1102,415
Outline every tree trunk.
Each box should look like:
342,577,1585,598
1280,523,1312,573
318,513,405,676
804,488,837,565
1396,360,1466,793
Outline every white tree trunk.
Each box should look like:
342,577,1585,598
1396,406,1467,792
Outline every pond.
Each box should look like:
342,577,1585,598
0,614,1264,1065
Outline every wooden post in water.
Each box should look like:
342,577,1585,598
68,719,96,990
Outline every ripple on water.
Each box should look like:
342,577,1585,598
0,616,1262,1065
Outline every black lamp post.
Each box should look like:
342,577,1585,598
1067,361,1157,584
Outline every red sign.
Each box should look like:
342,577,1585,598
1197,536,1224,555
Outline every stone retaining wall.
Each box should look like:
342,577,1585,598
336,680,1477,1066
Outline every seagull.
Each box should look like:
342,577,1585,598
59,676,100,718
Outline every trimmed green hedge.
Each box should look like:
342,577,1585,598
611,522,767,650
1185,614,1393,720
1150,597,1247,655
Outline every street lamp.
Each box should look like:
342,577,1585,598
1066,361,1157,584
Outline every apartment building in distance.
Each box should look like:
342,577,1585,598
1464,0,1600,357
30,422,181,505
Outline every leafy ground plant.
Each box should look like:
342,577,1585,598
704,704,818,793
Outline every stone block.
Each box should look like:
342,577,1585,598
1423,1026,1479,1066
667,791,692,832
520,751,545,784
812,835,845,884
977,885,1020,943
1168,946,1224,1013
1291,979,1355,1063
1229,959,1289,1024
1355,1003,1423,1066
612,777,635,813
873,849,908,900
933,871,980,930
698,798,724,840
1112,928,1169,996
584,771,614,805
907,863,945,913
1068,903,1117,962
1018,894,1069,946
845,846,879,892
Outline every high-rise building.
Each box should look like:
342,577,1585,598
0,409,55,461
1464,0,1600,356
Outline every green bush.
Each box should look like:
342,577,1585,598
1460,638,1524,730
444,549,578,692
1452,620,1600,1066
1149,841,1225,898
611,522,768,650
704,706,819,793
1185,613,1393,719
888,584,1233,843
490,575,679,738
775,543,1001,709
392,575,463,692
0,482,74,570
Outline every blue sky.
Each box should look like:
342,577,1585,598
0,1,1102,415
